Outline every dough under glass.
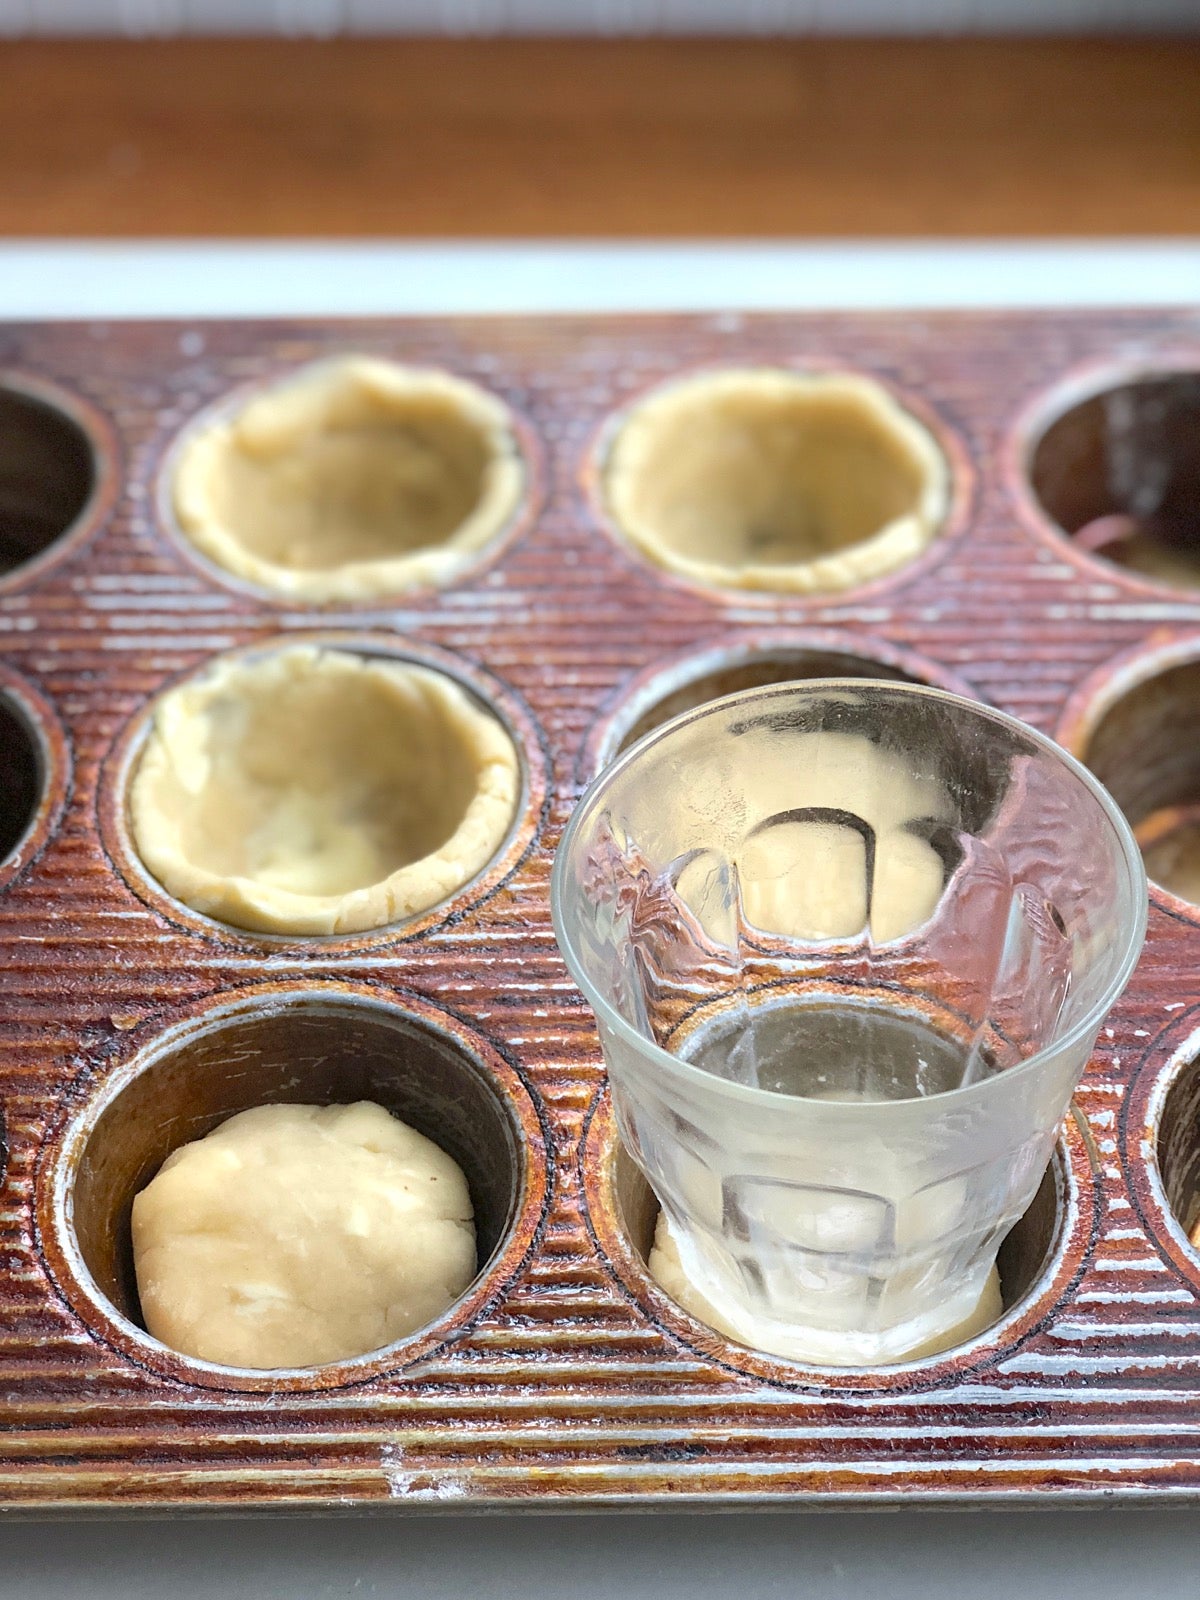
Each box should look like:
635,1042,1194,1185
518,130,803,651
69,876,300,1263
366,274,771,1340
731,727,951,944
650,725,954,948
128,644,520,935
603,368,948,594
648,1211,1003,1364
172,356,524,602
131,1101,476,1369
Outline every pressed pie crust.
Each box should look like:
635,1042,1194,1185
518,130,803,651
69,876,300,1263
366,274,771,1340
172,356,524,601
129,645,520,935
604,368,948,594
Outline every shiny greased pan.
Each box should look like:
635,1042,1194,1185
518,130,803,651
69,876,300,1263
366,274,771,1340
0,310,1199,1510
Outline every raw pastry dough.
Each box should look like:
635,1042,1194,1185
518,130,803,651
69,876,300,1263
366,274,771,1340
604,369,947,593
132,1101,476,1369
669,729,952,944
648,1211,1003,1365
173,356,524,601
129,645,520,935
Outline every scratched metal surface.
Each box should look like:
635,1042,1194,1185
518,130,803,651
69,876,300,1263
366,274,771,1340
1,309,1199,1511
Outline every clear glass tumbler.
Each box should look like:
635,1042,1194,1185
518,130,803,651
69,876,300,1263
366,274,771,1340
552,682,1147,1365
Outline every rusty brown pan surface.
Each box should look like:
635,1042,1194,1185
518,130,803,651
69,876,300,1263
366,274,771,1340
0,311,1199,1510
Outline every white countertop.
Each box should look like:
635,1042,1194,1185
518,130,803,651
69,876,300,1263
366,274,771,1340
0,239,1197,1597
1,239,1198,317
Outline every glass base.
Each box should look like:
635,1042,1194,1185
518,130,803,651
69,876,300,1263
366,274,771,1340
650,1212,1003,1367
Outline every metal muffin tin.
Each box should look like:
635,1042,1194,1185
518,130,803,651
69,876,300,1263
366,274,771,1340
1,308,1199,1510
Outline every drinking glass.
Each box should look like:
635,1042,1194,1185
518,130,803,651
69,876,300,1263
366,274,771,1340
552,682,1147,1364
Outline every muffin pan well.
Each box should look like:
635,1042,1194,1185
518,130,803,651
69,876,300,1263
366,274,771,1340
0,374,113,584
1,310,1200,1510
0,688,44,861
41,985,546,1392
588,1097,1097,1393
1026,365,1200,592
1057,634,1200,915
584,628,973,768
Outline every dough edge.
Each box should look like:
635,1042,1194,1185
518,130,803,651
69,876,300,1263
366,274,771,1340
173,356,525,602
128,644,521,936
604,368,949,594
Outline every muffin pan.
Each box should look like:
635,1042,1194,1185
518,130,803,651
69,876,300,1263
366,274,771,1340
2,309,1200,1510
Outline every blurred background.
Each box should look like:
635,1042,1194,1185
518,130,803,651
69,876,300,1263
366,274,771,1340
3,1,1196,27
0,0,1196,238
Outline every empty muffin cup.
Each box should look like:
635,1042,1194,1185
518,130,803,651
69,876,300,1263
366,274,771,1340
602,369,948,594
127,644,521,936
0,690,44,863
1154,1042,1200,1254
1028,371,1200,592
171,356,525,602
0,381,97,578
1073,652,1200,908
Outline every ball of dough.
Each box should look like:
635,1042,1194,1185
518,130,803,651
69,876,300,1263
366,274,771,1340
173,356,524,602
131,1101,476,1369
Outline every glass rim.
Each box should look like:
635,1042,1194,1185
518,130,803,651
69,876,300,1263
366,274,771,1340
550,677,1149,1111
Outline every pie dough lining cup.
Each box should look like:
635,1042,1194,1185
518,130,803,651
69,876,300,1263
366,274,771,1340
127,644,522,937
171,356,525,603
602,368,949,595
